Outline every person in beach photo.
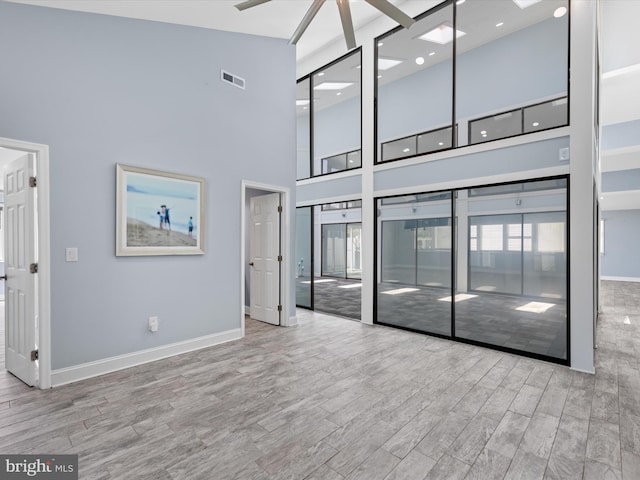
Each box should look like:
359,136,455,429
162,204,171,231
188,216,194,238
157,209,164,230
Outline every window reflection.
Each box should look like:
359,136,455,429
312,50,362,176
375,178,569,362
375,0,569,161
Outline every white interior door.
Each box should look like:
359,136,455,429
250,193,281,325
4,153,37,386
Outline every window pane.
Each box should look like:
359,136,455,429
381,136,416,161
321,224,346,277
295,207,312,308
524,97,568,133
456,179,568,361
315,204,362,320
417,126,454,154
312,50,361,175
377,192,452,336
322,153,347,174
523,211,567,298
377,2,454,162
296,78,310,179
456,0,569,146
468,215,521,295
347,223,362,279
347,150,362,170
469,109,523,145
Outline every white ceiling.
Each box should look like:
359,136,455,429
7,0,422,62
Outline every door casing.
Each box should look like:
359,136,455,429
241,180,293,337
0,137,51,389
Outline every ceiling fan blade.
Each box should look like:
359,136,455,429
363,0,415,29
235,0,271,12
337,0,357,50
289,0,326,45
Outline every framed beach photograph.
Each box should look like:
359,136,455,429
116,164,205,256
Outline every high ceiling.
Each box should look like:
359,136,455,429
6,0,431,62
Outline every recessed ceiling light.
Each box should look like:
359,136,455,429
378,41,384,47
403,148,411,153
532,121,540,127
303,106,308,110
429,52,436,56
438,142,444,146
512,0,542,9
378,57,403,70
415,56,425,65
456,0,466,4
418,23,466,45
318,72,325,76
600,196,604,200
356,65,361,69
482,133,488,138
554,6,567,18
377,74,382,79
336,92,342,96
314,81,353,90
480,130,487,135
296,99,310,106
496,22,504,27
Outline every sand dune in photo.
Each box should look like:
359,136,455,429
127,218,197,247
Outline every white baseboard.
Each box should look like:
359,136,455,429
285,315,298,327
51,328,242,387
601,276,640,283
570,366,595,375
244,305,250,315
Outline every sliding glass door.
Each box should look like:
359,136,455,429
375,177,569,364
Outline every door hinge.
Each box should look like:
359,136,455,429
277,305,282,312
277,205,283,213
30,263,38,274
29,176,37,188
277,255,282,262
31,350,39,361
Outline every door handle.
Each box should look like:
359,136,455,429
249,262,254,266
0,275,6,281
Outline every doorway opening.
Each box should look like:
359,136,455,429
0,138,51,389
241,181,292,337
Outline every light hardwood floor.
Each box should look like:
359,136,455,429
1,280,639,479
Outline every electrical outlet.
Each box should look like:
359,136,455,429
559,147,570,161
66,247,78,262
148,316,159,332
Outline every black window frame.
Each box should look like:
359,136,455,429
296,47,363,180
373,0,571,166
373,174,571,366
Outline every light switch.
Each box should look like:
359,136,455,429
66,247,78,262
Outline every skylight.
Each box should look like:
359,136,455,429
418,23,466,45
378,57,403,70
512,0,542,8
314,82,354,90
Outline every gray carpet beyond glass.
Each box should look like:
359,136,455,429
298,277,566,359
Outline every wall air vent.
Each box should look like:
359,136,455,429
221,70,245,90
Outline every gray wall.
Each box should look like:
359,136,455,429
0,2,296,369
601,119,640,150
375,137,569,192
602,210,640,279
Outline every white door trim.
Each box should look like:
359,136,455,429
0,136,51,389
241,180,292,338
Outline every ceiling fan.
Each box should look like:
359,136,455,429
235,0,415,50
